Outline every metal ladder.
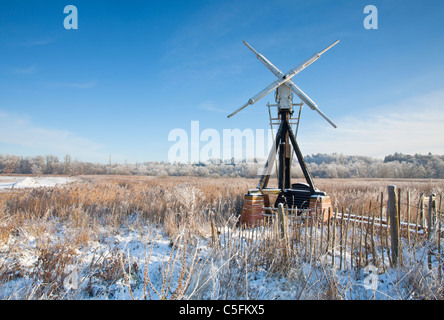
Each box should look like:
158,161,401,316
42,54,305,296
267,102,303,170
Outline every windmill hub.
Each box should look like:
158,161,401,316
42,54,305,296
276,85,292,109
227,40,340,227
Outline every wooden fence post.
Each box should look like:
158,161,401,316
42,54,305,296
397,188,402,265
332,208,337,268
343,206,352,270
420,193,425,230
339,207,344,270
428,194,436,269
211,219,219,249
406,191,411,248
277,203,287,240
380,192,386,269
325,207,331,254
388,185,399,267
438,194,442,279
371,203,377,266
277,203,289,259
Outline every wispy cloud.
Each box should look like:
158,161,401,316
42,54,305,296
198,100,227,113
0,111,108,162
44,80,98,89
11,65,37,74
13,37,57,47
298,88,444,158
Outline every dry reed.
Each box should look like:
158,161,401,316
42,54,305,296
0,175,442,299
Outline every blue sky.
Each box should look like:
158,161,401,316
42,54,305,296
1,0,444,163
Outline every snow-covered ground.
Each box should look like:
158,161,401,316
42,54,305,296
0,176,76,190
1,216,441,300
0,221,214,300
0,176,441,300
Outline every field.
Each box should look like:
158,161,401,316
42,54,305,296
0,175,443,300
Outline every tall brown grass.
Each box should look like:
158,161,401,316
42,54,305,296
0,175,442,299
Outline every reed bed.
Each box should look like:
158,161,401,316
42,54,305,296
0,175,443,299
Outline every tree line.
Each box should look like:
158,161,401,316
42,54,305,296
1,152,443,179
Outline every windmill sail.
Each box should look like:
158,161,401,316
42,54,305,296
227,40,339,129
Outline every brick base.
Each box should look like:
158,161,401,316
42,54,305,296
309,195,333,222
240,193,265,227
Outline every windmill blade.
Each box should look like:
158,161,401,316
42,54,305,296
228,40,339,119
281,40,339,82
243,41,285,78
241,40,338,128
227,100,252,118
227,42,282,118
286,81,337,128
227,79,286,118
245,40,339,80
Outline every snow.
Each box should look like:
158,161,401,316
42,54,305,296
1,217,440,300
0,176,76,190
0,222,177,299
0,178,442,300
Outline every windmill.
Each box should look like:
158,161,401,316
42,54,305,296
227,40,339,226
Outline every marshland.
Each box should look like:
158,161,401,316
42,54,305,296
0,175,442,300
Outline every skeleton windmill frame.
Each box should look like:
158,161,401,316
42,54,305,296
227,40,339,220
